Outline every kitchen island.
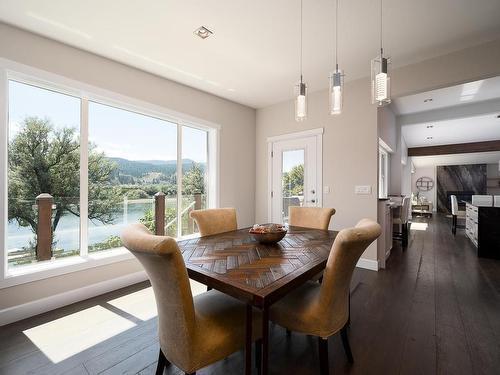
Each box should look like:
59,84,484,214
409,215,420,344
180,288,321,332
465,202,500,259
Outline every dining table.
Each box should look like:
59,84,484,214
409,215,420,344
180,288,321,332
177,225,338,375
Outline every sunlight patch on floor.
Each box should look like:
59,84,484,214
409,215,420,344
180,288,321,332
108,287,157,321
23,305,135,363
411,222,428,231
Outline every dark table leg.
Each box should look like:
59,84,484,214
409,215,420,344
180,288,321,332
260,306,269,375
245,304,252,375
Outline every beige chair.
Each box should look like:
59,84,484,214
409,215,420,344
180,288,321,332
189,207,237,236
121,223,261,375
289,206,336,230
269,219,381,375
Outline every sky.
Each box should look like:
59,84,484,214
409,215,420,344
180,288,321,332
282,149,304,173
8,80,207,162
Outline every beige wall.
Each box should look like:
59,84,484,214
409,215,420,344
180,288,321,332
0,23,256,310
256,38,500,267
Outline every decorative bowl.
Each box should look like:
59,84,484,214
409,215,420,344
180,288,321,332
249,224,287,244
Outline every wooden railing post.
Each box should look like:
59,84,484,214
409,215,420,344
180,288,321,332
36,193,53,261
191,193,203,232
154,192,165,236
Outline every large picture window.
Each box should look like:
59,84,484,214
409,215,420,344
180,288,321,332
2,69,217,281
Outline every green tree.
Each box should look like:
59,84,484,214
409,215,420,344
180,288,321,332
8,117,121,239
282,164,304,197
182,162,205,195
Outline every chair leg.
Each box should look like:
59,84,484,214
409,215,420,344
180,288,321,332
402,223,408,247
286,328,292,337
347,293,351,328
318,337,329,375
340,326,354,364
207,286,212,291
255,339,262,370
156,349,169,375
452,215,457,235
318,275,323,284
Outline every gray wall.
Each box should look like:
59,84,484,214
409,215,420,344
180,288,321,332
0,23,256,310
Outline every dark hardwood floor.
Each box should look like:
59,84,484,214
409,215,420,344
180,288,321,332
1,214,500,375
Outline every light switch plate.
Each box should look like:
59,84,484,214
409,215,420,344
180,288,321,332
355,185,372,195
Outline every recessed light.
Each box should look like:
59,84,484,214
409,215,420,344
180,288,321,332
194,26,213,39
426,136,433,140
423,98,433,103
426,125,434,129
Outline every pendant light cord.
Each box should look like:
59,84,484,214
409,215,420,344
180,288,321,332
335,0,338,71
380,0,383,56
300,0,303,83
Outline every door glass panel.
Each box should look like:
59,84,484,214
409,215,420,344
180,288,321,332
281,149,304,223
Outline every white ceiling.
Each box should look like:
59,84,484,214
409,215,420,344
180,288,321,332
402,112,500,148
412,151,500,167
393,76,500,115
1,0,500,108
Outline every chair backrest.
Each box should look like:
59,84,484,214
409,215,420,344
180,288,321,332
121,224,195,367
317,219,381,335
289,206,336,230
400,196,411,223
189,208,237,236
450,195,459,215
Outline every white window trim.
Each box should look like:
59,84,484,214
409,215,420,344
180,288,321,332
0,58,220,289
378,139,391,199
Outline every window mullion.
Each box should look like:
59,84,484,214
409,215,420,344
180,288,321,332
79,98,89,257
177,124,183,238
0,70,8,280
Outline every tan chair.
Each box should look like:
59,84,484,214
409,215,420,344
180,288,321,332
289,206,336,230
189,207,237,236
269,219,381,375
121,223,261,375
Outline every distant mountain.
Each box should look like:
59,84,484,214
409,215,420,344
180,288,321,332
107,157,204,178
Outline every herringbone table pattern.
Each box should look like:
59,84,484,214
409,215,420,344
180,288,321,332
178,226,336,292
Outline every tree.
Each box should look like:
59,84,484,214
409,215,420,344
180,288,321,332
8,117,122,242
182,162,205,195
282,164,304,197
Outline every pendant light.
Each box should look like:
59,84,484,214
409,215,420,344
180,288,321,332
371,0,391,106
329,0,344,115
295,0,307,122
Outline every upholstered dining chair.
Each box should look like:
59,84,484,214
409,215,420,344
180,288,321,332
189,207,237,236
121,223,261,375
269,219,381,375
289,206,336,230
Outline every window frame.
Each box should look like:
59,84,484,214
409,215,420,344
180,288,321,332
378,146,389,199
0,58,220,288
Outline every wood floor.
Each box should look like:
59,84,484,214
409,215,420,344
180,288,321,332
1,214,500,375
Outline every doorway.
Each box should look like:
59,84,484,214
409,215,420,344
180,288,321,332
268,129,323,224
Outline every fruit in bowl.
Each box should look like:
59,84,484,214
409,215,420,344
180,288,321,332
249,224,287,244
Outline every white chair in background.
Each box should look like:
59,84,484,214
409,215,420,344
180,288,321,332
393,196,411,247
450,195,466,235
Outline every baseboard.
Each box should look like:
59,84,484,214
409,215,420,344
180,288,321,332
0,270,148,327
356,258,379,271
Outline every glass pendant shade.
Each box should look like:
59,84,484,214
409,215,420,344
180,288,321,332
295,81,307,121
371,56,391,106
329,70,344,115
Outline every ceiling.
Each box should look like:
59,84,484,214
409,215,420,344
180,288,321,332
393,76,500,115
402,112,500,147
1,1,500,108
412,151,500,167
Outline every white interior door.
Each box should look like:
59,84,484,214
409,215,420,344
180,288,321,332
269,132,322,224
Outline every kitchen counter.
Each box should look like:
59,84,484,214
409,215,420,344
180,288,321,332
465,202,500,259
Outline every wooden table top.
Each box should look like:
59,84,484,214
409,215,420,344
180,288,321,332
177,226,337,308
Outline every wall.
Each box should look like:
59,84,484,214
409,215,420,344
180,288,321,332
0,23,256,311
411,166,437,209
256,38,500,269
436,164,487,212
